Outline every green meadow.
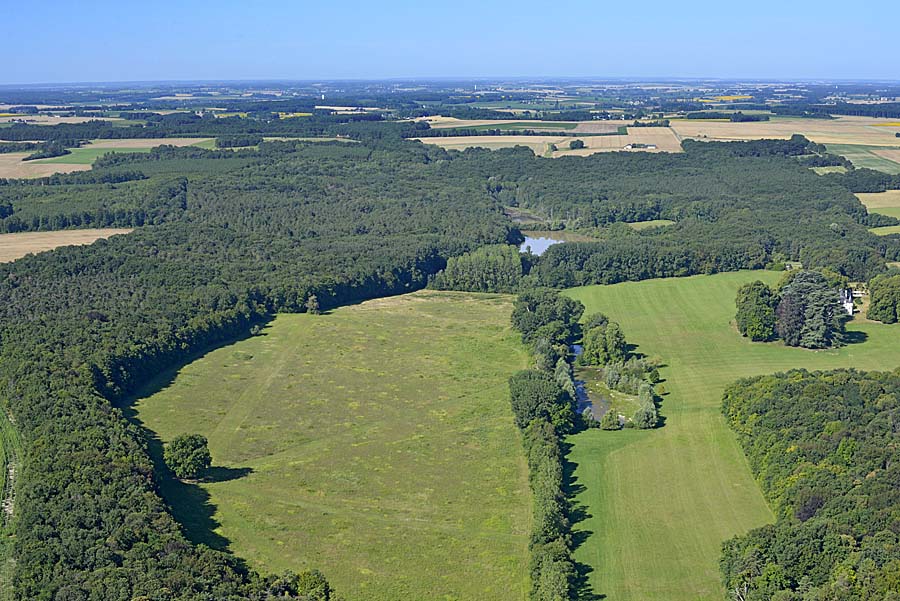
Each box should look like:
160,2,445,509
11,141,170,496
564,271,900,601
130,291,532,601
35,138,216,164
826,143,900,173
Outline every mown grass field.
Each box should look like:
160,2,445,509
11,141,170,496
131,291,532,601
564,271,900,601
858,191,900,234
826,143,900,173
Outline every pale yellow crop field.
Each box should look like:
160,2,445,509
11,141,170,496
414,127,683,157
0,153,91,178
670,116,900,146
873,148,900,163
857,190,900,210
0,228,133,262
412,135,566,154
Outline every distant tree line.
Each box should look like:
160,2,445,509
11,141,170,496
685,111,770,122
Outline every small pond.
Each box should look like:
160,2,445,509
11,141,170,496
519,235,563,256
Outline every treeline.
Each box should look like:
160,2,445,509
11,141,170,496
721,368,900,600
685,111,770,122
215,134,263,148
508,289,584,600
825,167,900,193
735,270,849,348
773,102,900,119
429,244,526,293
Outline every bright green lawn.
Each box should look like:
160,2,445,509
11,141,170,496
564,271,900,601
131,291,532,601
826,143,900,174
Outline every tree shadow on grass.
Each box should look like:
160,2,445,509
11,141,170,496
115,326,263,554
562,440,606,601
844,330,868,345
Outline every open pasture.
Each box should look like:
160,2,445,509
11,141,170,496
131,291,532,601
0,228,133,262
564,271,900,601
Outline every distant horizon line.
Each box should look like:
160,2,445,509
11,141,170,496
3,76,900,89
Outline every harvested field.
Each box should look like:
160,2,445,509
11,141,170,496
0,153,91,178
573,121,630,134
413,127,682,156
671,116,900,146
873,148,900,164
0,229,133,262
857,189,900,214
412,135,565,155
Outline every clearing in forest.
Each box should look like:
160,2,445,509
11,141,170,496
0,228,133,262
858,190,900,235
131,291,532,601
412,127,682,156
564,271,900,601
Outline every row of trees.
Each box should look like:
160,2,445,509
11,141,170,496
428,244,526,293
509,289,586,600
721,368,900,600
735,271,849,348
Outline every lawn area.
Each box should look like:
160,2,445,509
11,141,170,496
564,271,900,601
130,291,532,601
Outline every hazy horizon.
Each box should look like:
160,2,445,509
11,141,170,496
6,0,897,85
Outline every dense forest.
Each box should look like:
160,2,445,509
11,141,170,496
721,369,900,600
0,113,899,599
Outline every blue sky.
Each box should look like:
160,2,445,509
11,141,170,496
4,0,897,84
